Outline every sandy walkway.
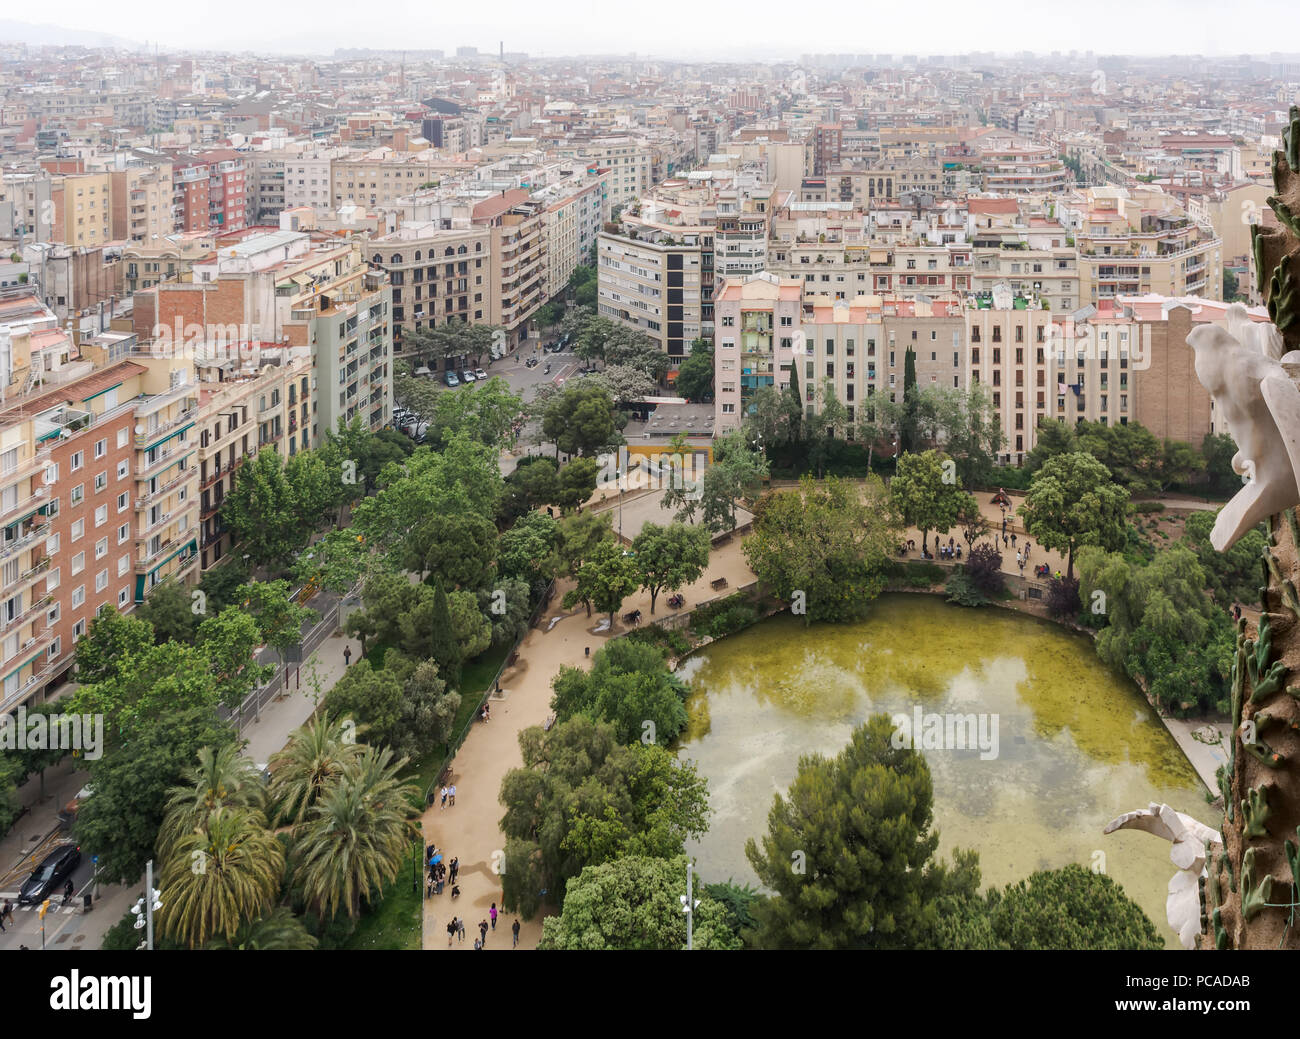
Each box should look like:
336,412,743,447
419,536,757,950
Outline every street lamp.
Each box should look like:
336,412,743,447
680,858,700,950
131,860,162,950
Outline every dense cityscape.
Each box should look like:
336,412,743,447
0,9,1297,993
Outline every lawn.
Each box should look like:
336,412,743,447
340,859,424,951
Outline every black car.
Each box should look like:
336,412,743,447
19,843,81,905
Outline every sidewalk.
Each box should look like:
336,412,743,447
0,598,359,951
420,536,758,950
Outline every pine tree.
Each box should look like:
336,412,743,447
429,580,462,689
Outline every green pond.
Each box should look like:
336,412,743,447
675,593,1214,949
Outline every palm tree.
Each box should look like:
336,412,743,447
204,906,318,950
157,745,265,861
267,716,364,828
291,746,419,921
155,806,285,949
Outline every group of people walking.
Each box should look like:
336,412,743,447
444,903,522,950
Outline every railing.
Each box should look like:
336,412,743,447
0,649,60,714
136,444,193,478
136,466,193,509
0,486,51,528
0,518,51,566
134,406,197,448
0,555,51,599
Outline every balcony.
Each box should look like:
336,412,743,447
0,485,51,528
2,592,53,635
0,515,51,566
136,443,194,479
135,534,193,574
200,460,239,491
137,466,194,509
0,555,51,599
135,405,198,449
0,643,59,713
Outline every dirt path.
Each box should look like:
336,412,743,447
419,536,757,950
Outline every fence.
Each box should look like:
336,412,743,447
422,579,556,806
219,599,342,733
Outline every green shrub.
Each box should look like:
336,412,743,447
1130,501,1165,515
626,624,692,658
886,560,946,588
689,592,760,638
945,571,988,607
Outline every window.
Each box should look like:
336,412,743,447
72,552,85,575
94,438,107,459
95,569,108,593
117,427,130,449
47,603,60,626
118,588,130,608
117,460,128,480
73,619,86,639
46,533,60,554
70,451,84,472
72,585,85,608
71,484,84,505
117,523,130,544
95,537,107,560
71,519,84,541
118,554,129,577
94,471,107,492
95,505,107,527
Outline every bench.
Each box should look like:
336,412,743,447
710,577,728,591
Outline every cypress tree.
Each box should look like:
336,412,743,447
429,580,462,688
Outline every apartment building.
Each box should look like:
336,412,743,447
50,172,112,248
1059,186,1223,303
122,230,218,295
283,152,344,215
330,149,442,210
575,137,652,209
0,171,53,244
713,273,802,428
369,224,493,355
172,159,212,233
476,191,545,348
109,162,174,245
134,229,393,440
538,175,606,299
976,145,1068,194
195,352,309,570
598,224,706,366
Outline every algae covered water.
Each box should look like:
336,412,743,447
675,593,1214,948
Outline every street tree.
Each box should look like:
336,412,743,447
890,450,964,555
1018,452,1129,579
632,521,710,614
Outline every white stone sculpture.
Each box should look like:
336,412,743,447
1104,802,1223,949
1186,303,1300,550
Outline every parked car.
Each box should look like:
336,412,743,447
444,372,460,388
18,843,81,905
461,369,476,383
474,368,487,380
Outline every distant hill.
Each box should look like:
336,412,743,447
0,18,144,50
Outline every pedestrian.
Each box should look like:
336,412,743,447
490,903,498,930
1003,533,1009,546
450,857,458,883
447,920,456,947
479,919,489,945
474,936,483,951
440,785,448,809
426,877,433,899
1011,532,1017,546
457,917,466,942
343,646,352,667
512,918,520,947
449,784,457,807
2,898,12,928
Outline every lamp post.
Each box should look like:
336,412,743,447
680,858,700,950
132,860,162,950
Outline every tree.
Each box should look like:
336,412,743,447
542,384,622,459
1182,509,1266,606
955,493,989,549
899,346,919,453
498,716,711,918
322,659,404,748
267,716,364,829
394,659,460,758
538,856,739,950
74,707,238,885
156,805,286,949
586,364,658,407
205,906,319,950
551,637,689,746
555,457,600,513
498,511,559,592
1224,268,1240,302
75,608,154,685
745,715,978,949
291,527,378,596
554,510,614,578
965,542,1005,597
135,580,200,644
428,581,462,687
156,744,266,863
562,538,639,626
431,377,524,449
197,607,274,711
694,430,768,534
480,576,532,648
238,580,318,687
890,450,963,554
1018,452,1129,579
292,746,418,920
420,510,498,589
938,864,1162,950
786,362,803,444
221,448,302,569
674,342,715,402
1200,432,1240,498
743,384,800,450
632,521,710,614
1024,418,1078,474
198,559,252,616
72,640,223,736
744,476,900,624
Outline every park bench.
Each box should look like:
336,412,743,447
710,577,728,591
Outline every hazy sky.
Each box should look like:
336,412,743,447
15,0,1285,59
